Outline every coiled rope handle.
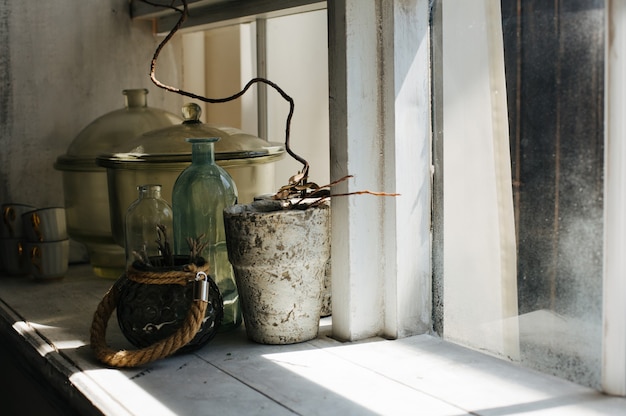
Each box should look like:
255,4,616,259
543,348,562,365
90,264,209,368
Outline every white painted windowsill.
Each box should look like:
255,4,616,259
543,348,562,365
0,264,624,415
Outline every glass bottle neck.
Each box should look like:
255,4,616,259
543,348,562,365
124,89,148,108
138,184,162,199
191,142,216,164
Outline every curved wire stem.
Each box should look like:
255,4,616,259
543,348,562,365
141,0,309,179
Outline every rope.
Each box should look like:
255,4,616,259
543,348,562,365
90,263,209,368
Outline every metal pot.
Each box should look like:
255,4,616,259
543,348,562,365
54,89,181,278
96,103,285,247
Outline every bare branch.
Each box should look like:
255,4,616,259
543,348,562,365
330,190,401,198
140,0,309,178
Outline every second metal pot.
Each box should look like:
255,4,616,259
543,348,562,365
96,103,285,247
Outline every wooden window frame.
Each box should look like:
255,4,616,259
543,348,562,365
131,0,626,396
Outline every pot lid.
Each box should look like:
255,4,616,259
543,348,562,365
54,89,182,172
96,103,285,169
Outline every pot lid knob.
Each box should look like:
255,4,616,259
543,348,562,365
182,103,202,124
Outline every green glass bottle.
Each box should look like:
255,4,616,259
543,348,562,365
172,137,241,330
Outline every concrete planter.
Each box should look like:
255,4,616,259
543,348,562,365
224,202,330,344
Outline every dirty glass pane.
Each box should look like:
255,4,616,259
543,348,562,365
438,0,604,389
502,0,604,389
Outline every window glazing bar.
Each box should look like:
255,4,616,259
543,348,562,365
131,0,327,34
256,18,268,140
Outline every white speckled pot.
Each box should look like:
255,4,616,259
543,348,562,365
224,202,330,344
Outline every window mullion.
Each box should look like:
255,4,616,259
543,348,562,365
603,0,626,396
328,0,431,341
256,18,268,139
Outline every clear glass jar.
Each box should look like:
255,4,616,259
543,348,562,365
54,89,181,278
172,137,240,330
124,184,174,270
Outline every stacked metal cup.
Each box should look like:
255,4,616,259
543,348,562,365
0,203,36,276
20,207,69,281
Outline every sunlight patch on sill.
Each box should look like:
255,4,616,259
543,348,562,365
78,368,178,416
13,321,87,352
29,322,86,349
260,342,462,415
12,320,57,357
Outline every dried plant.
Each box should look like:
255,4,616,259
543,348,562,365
129,224,174,268
155,224,173,266
186,234,209,265
132,248,151,266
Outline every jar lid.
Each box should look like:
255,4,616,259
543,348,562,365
54,89,182,172
96,103,285,169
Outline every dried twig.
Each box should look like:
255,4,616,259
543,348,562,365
140,0,308,179
285,175,401,209
186,235,208,264
132,249,151,266
155,224,173,266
